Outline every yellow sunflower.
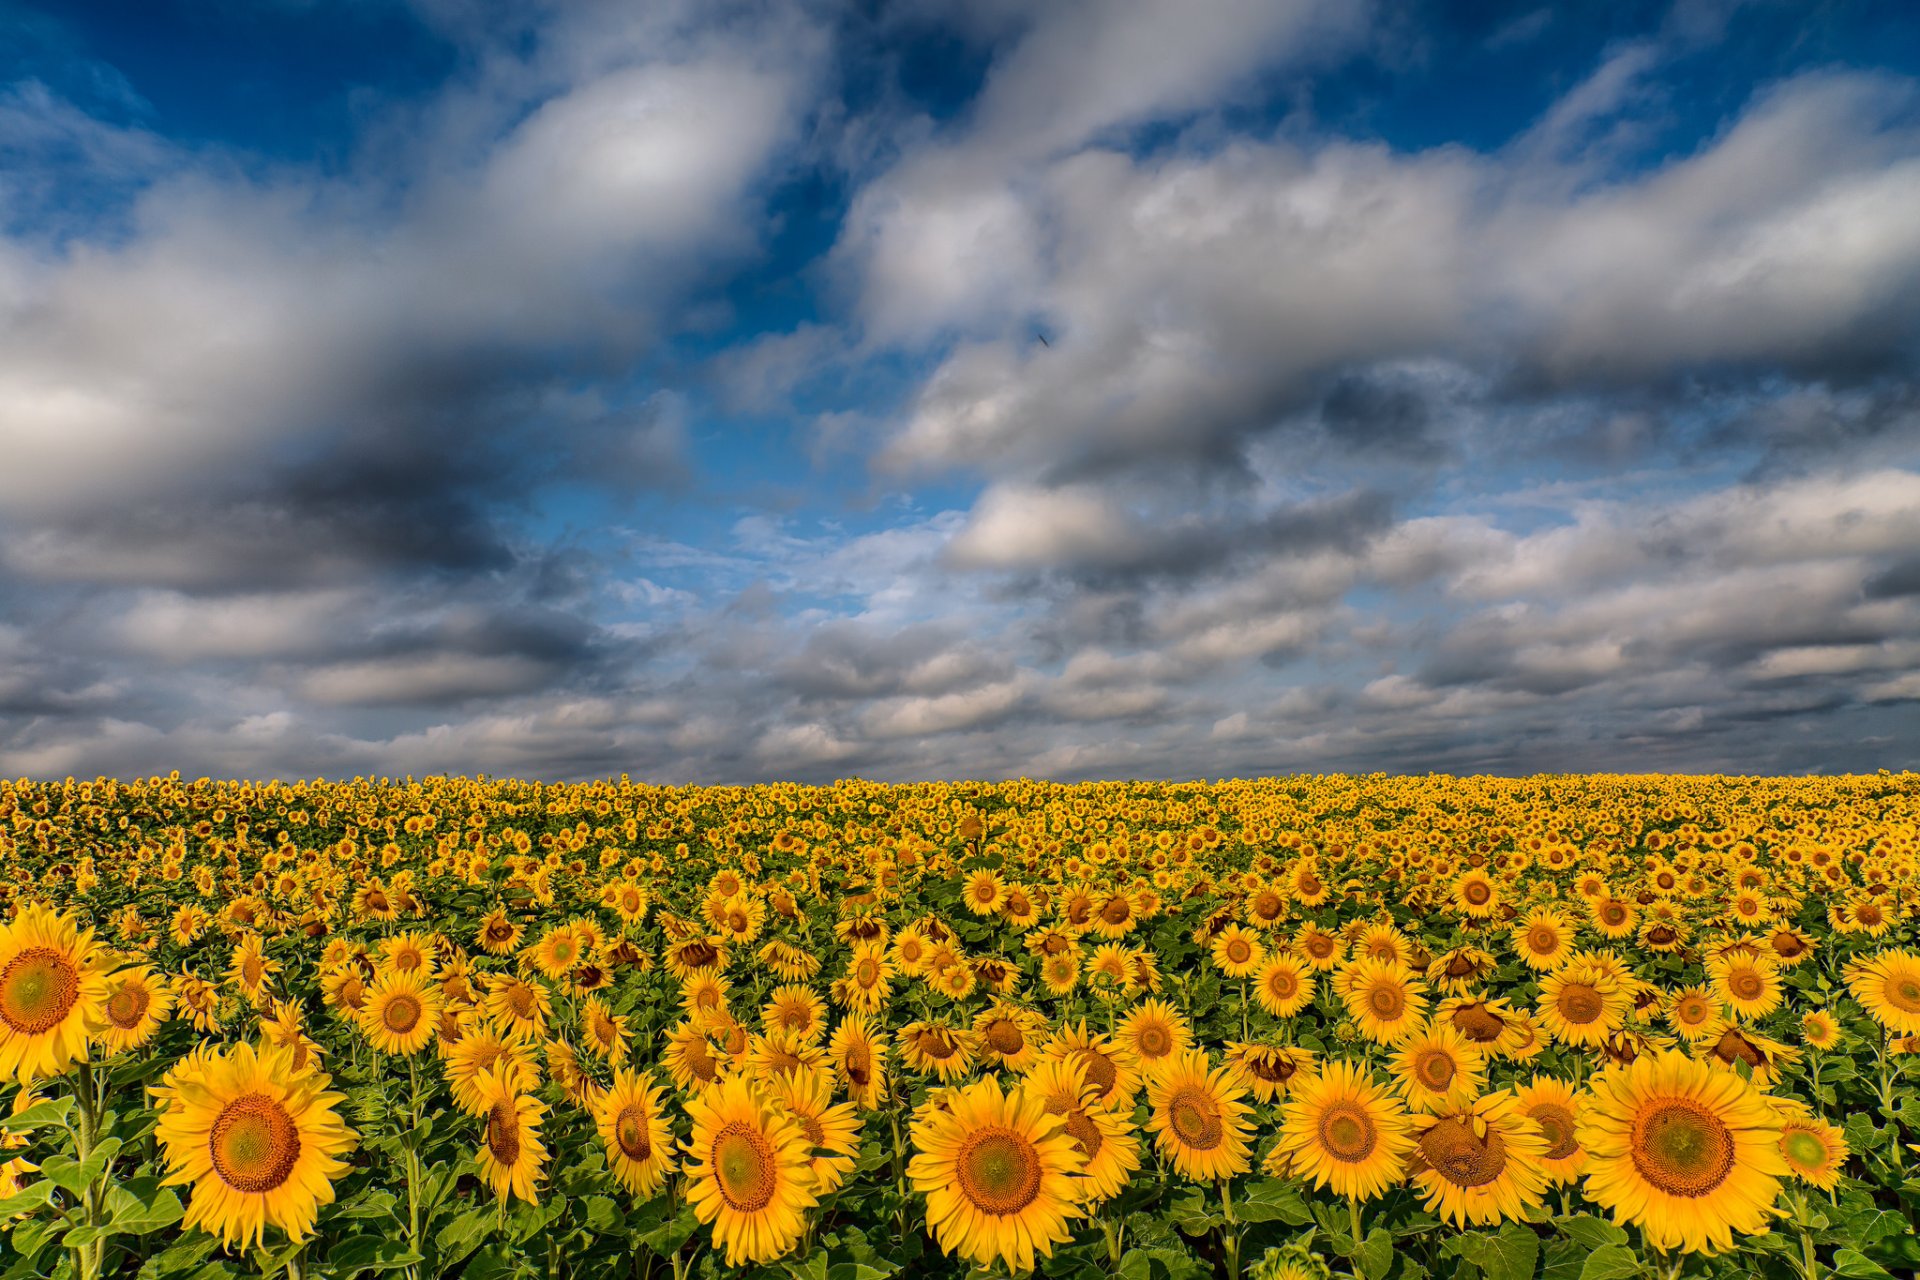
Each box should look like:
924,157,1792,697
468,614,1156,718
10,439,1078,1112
1146,1048,1255,1181
1023,1059,1141,1203
1038,1021,1142,1113
483,973,552,1041
0,903,114,1083
1662,985,1722,1043
907,1074,1087,1273
1512,1075,1587,1185
827,1014,890,1110
152,1042,356,1249
1252,955,1316,1018
1340,958,1429,1045
1408,1090,1551,1227
1536,965,1630,1049
1510,907,1573,971
897,1020,978,1083
473,1063,549,1205
973,1003,1047,1073
1223,1042,1318,1103
1389,1022,1485,1115
96,965,175,1055
761,984,828,1045
768,1067,862,1197
474,909,523,957
444,1031,540,1115
1772,1103,1849,1191
581,994,629,1063
596,1068,677,1198
1210,924,1266,979
682,1073,817,1265
1844,949,1920,1035
1708,952,1783,1021
1114,998,1194,1080
357,971,442,1056
1577,1048,1787,1254
1273,1059,1415,1202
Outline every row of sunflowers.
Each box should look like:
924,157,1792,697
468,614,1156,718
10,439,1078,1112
0,772,1917,1280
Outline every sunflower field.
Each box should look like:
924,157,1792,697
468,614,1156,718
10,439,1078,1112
1,774,1919,1280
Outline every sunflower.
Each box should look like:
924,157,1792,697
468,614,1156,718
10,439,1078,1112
1577,1048,1787,1254
1510,907,1573,971
357,971,442,1056
1114,998,1194,1079
0,903,114,1083
683,1073,817,1266
444,1032,540,1115
898,1020,978,1083
1341,959,1429,1045
830,945,894,1015
827,1014,889,1110
473,1063,549,1205
1,1084,42,1202
96,965,175,1055
1223,1042,1318,1103
1772,1102,1849,1191
768,1067,861,1196
1252,955,1316,1018
746,1030,827,1086
1662,985,1722,1043
1408,1090,1550,1227
1798,1009,1842,1051
1844,949,1920,1035
152,1042,356,1249
1038,1021,1142,1112
1040,950,1081,996
1022,1059,1141,1203
1451,870,1500,919
596,1068,677,1198
1389,1022,1485,1115
1512,1075,1586,1184
1273,1059,1415,1203
581,994,630,1063
1145,1048,1255,1181
1708,952,1783,1021
974,1003,1047,1073
907,1074,1086,1273
475,909,523,957
962,870,1006,915
1293,923,1343,970
664,1019,730,1093
376,930,438,980
1699,1020,1799,1086
761,984,828,1045
1536,965,1630,1049
483,973,552,1041
1211,924,1266,979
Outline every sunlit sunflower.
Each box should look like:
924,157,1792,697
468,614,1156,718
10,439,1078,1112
761,984,828,1045
1293,923,1343,971
1224,1042,1318,1103
96,965,175,1055
973,1003,1047,1073
746,1030,827,1086
153,1042,356,1249
1662,985,1722,1043
1253,955,1316,1018
1844,949,1920,1035
357,971,442,1056
1699,1020,1800,1087
1798,1009,1842,1051
1577,1048,1787,1254
907,1074,1086,1273
1341,959,1429,1045
444,1031,540,1115
830,945,894,1016
898,1020,978,1083
1536,965,1630,1049
1451,870,1500,919
1145,1048,1255,1181
1771,1101,1849,1191
1510,907,1574,972
483,973,552,1041
1408,1090,1550,1227
1211,924,1266,979
664,1018,730,1093
683,1073,817,1266
1115,998,1194,1080
1273,1059,1415,1203
1038,1021,1142,1113
1389,1022,1485,1115
475,909,523,957
0,903,114,1083
1022,1058,1141,1203
581,994,630,1063
1512,1075,1586,1184
1040,950,1082,996
1708,952,1783,1021
596,1068,677,1198
827,1014,889,1110
376,930,438,980
769,1067,861,1197
473,1062,549,1205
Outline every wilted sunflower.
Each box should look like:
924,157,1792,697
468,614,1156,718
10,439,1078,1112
473,1062,549,1205
1577,1048,1787,1254
1224,1042,1318,1103
596,1068,677,1198
1844,949,1920,1035
898,1020,977,1083
907,1074,1087,1273
153,1042,356,1249
1146,1048,1255,1181
96,965,175,1055
1407,1090,1550,1227
1273,1059,1415,1203
682,1073,817,1266
0,903,114,1083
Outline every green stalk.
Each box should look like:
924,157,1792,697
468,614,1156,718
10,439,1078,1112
1219,1180,1241,1280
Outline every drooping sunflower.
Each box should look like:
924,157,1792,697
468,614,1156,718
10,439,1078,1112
1389,1022,1485,1115
746,1030,827,1086
357,971,442,1056
682,1073,817,1266
827,1014,889,1110
1252,955,1316,1018
473,1062,549,1205
907,1074,1087,1273
474,909,523,957
596,1068,677,1198
1146,1048,1255,1181
1512,1075,1587,1184
1407,1090,1551,1227
1341,959,1429,1045
974,1002,1048,1073
898,1020,978,1083
1577,1048,1787,1254
1223,1042,1318,1103
1273,1058,1415,1203
96,965,175,1055
1536,965,1630,1049
1038,1021,1142,1113
1115,998,1194,1080
152,1042,357,1249
1844,949,1920,1035
1022,1059,1141,1203
0,903,115,1083
580,994,630,1063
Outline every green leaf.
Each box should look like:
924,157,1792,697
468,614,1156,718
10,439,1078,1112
1577,1244,1642,1280
324,1235,425,1277
105,1184,184,1234
1831,1250,1895,1279
0,1096,73,1134
579,1195,622,1235
135,1227,219,1280
434,1205,498,1269
0,1181,55,1220
1552,1215,1626,1252
1355,1227,1395,1280
1236,1179,1314,1226
784,1253,829,1280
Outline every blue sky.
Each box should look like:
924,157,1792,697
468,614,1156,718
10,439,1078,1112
1,0,1918,782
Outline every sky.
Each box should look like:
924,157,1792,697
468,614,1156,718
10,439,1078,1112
2,0,1918,784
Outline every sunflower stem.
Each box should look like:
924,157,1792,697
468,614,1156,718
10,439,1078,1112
1219,1180,1241,1280
405,1056,423,1280
1346,1196,1362,1254
72,1058,103,1280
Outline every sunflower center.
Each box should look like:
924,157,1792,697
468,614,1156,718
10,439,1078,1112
1267,971,1298,1000
1557,984,1603,1024
1727,970,1765,1001
383,994,423,1034
1417,1115,1508,1188
1168,1085,1225,1150
486,1099,521,1165
1713,1029,1763,1067
1887,977,1920,1014
1077,1050,1117,1094
507,987,536,1019
1136,1023,1172,1059
1318,1102,1379,1162
1226,939,1252,964
1529,1102,1578,1161
106,982,151,1029
1675,996,1710,1025
1445,955,1476,978
1368,985,1405,1019
1647,926,1678,946
1527,928,1558,954
487,922,515,943
208,1094,303,1194
856,958,880,987
1102,898,1130,924
1630,1098,1736,1197
984,1020,1025,1056
1413,1049,1456,1091
1,947,81,1034
1450,1005,1505,1043
1780,1130,1826,1172
955,1128,1043,1216
710,1122,780,1213
612,1105,653,1162
916,1030,957,1060
1462,881,1492,906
